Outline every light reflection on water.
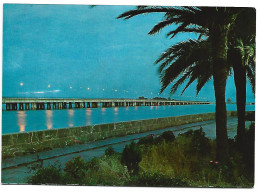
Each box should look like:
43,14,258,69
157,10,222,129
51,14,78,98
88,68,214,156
45,110,53,130
18,111,26,132
68,109,74,127
86,108,92,125
1,104,255,134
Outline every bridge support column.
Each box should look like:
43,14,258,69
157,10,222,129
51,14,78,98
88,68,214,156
63,102,67,109
53,102,57,110
25,103,30,110
87,102,91,108
41,103,45,110
47,102,51,110
36,103,40,110
79,102,84,108
102,102,108,107
6,103,11,111
19,103,24,110
92,102,98,108
30,103,35,110
11,103,17,110
58,102,62,109
69,102,72,109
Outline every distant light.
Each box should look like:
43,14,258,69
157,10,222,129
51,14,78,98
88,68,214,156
70,86,72,89
20,82,23,86
80,87,82,89
48,85,51,88
87,87,90,90
102,88,105,91
115,90,118,92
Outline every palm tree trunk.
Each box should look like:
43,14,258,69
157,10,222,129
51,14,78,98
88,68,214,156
233,62,246,149
211,28,229,162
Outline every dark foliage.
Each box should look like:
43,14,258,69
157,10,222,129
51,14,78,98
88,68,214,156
189,127,211,156
121,142,142,174
137,134,155,145
160,130,176,142
127,172,188,187
28,163,63,185
105,146,116,156
63,156,88,184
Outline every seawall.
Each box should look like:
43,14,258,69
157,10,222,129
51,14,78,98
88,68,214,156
2,111,252,159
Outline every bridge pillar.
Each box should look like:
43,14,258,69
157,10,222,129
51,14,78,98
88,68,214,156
11,103,17,110
58,102,62,109
47,102,51,110
92,102,98,108
53,102,57,110
63,102,67,109
6,103,11,111
19,103,24,110
30,103,35,110
69,102,72,109
36,103,40,110
41,103,45,110
87,102,91,108
25,103,30,110
79,102,84,108
83,102,86,108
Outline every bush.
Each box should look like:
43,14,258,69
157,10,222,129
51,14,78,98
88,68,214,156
128,172,188,187
137,134,155,145
28,162,63,185
190,127,211,156
105,146,116,156
179,129,193,137
64,156,88,184
160,130,175,142
84,155,130,186
121,142,142,174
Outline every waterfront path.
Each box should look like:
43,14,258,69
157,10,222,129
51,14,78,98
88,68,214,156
2,117,248,184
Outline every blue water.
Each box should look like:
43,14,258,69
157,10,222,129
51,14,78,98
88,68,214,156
1,104,255,134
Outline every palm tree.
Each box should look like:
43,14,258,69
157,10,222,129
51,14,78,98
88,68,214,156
227,8,256,149
155,8,255,150
118,6,244,161
158,38,255,145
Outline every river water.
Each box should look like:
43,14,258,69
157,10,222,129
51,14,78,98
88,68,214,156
1,104,255,134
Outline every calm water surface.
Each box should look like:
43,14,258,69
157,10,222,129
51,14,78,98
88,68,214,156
2,104,255,134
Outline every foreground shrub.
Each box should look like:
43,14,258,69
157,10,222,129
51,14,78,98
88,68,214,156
84,155,130,186
189,127,211,157
160,130,176,142
137,134,154,146
121,142,142,174
28,162,63,185
127,172,188,187
63,156,88,184
105,146,116,157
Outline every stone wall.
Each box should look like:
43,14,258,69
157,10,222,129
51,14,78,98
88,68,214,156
1,111,252,159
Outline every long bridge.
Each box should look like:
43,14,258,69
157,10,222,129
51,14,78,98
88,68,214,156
2,98,212,111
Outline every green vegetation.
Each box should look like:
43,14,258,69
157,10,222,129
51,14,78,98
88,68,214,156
27,126,254,187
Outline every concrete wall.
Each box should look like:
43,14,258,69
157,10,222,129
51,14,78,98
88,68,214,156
1,111,251,159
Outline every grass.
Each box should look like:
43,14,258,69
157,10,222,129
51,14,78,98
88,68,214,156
27,124,255,187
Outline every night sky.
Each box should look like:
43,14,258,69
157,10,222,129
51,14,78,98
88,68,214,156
3,4,255,102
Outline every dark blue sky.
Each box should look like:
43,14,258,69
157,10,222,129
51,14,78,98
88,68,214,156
3,4,255,102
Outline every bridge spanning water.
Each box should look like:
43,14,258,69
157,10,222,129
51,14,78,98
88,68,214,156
2,98,212,111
